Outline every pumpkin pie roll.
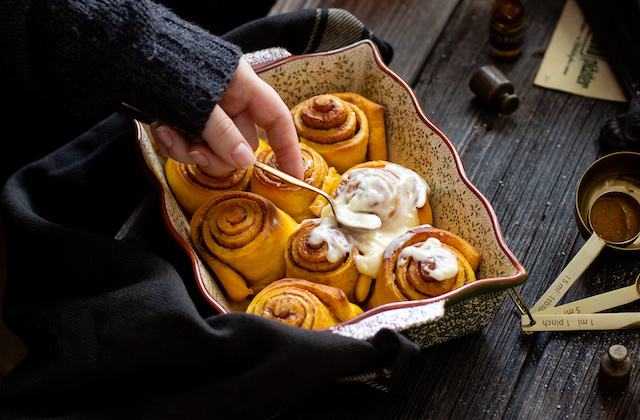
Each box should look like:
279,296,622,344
166,139,269,216
190,191,299,302
250,143,338,222
367,225,481,309
285,219,372,303
291,93,386,173
246,278,363,329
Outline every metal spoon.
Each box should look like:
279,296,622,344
540,273,640,315
531,191,640,314
253,161,381,230
520,273,640,332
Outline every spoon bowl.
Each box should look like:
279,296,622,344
576,151,640,251
531,176,640,313
588,191,640,246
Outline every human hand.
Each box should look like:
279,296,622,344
151,57,304,179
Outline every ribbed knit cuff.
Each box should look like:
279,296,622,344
4,0,242,137
121,3,243,136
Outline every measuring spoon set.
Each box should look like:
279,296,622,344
517,152,640,332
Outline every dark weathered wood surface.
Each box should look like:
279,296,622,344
270,1,639,418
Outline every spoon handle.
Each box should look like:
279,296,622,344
521,312,640,332
539,282,640,315
531,233,607,313
253,161,329,200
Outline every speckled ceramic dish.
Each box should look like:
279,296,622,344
135,40,527,348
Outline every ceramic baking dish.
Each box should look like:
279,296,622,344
135,40,527,348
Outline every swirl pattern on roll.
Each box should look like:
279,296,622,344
250,143,339,222
246,278,363,329
165,139,268,216
367,225,481,309
285,219,360,302
166,159,251,216
291,93,386,173
190,191,299,302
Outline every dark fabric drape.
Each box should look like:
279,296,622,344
0,9,415,420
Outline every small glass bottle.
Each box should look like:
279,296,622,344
490,0,525,61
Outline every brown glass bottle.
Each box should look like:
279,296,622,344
490,0,525,61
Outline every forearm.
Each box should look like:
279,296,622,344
0,0,242,136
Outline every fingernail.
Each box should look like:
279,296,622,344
232,143,257,169
187,150,209,167
153,124,173,148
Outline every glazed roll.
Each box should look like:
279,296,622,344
166,139,269,216
309,160,434,281
335,160,433,227
190,191,299,302
246,278,364,329
291,93,386,173
285,219,371,303
250,143,339,222
367,225,481,309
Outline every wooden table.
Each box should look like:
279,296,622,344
268,1,639,418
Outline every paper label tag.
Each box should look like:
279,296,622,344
533,0,626,103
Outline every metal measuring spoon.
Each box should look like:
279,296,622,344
253,161,382,230
520,274,640,331
540,273,640,315
521,312,640,331
531,191,640,314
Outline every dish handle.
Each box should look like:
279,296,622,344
329,300,446,341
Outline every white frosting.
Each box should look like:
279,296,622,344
397,237,459,281
312,163,431,277
308,221,354,263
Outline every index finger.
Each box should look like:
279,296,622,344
220,60,303,179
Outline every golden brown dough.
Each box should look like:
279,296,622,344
166,139,269,216
246,278,363,329
190,191,299,302
250,143,338,222
285,219,370,303
367,225,481,309
291,93,386,173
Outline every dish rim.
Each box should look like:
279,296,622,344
134,39,528,326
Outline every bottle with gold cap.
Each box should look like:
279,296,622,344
489,0,525,61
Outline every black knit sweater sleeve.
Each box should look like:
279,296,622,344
0,0,243,137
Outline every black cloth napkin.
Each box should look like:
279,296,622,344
223,8,393,64
0,10,416,420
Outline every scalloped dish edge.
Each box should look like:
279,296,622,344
134,40,527,341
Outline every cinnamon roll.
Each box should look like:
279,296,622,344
246,278,363,329
166,139,269,216
250,143,338,222
291,93,386,173
334,161,433,227
311,161,433,280
190,191,299,302
285,219,371,303
367,225,481,309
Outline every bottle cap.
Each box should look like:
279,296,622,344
609,344,628,363
500,94,520,114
